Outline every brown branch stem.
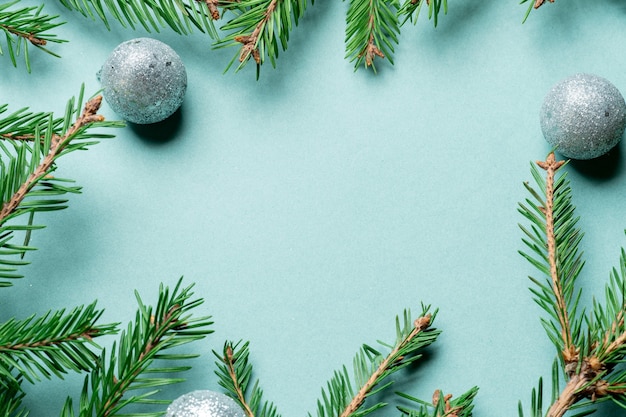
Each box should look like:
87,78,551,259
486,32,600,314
235,0,277,64
339,314,432,417
533,0,554,10
536,153,577,365
1,24,47,46
0,95,104,223
101,304,182,417
0,328,100,353
358,0,384,67
223,344,256,417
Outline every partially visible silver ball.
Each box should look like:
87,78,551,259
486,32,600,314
99,37,187,124
540,73,626,160
166,391,245,417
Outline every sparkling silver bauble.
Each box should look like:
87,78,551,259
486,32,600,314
540,73,626,160
166,391,246,417
99,38,187,124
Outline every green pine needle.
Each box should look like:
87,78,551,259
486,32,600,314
214,340,281,417
313,307,439,417
345,0,400,72
518,157,585,360
0,1,67,73
58,0,218,37
61,279,214,417
215,0,310,76
397,386,478,417
397,0,447,27
0,301,117,386
0,85,123,287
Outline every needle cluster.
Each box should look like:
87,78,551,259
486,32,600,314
518,152,626,417
0,1,66,72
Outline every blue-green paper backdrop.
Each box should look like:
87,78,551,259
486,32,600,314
2,1,626,416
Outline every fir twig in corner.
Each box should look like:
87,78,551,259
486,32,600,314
0,86,123,287
0,2,66,72
519,151,626,417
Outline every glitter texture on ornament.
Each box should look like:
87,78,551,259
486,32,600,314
540,73,626,160
99,38,187,124
166,390,246,417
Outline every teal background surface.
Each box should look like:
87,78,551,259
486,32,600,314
2,1,626,416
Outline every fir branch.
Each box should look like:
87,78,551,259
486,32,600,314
215,0,310,75
214,341,280,417
0,86,123,287
518,152,584,369
0,1,66,72
397,0,447,28
0,301,117,385
519,0,554,23
58,0,218,37
397,386,479,417
0,374,26,417
519,153,626,417
61,279,214,417
314,308,440,417
345,0,399,72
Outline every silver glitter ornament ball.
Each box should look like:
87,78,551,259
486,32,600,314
540,73,626,160
99,38,187,124
166,391,245,417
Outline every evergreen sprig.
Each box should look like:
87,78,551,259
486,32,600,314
0,301,117,386
58,0,218,37
61,279,214,417
0,374,27,417
0,1,66,72
0,86,123,287
215,0,310,76
314,308,440,417
518,152,626,417
519,0,553,23
345,0,399,72
396,386,479,417
214,341,280,417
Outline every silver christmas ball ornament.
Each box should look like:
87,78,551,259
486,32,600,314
166,391,246,417
540,73,626,160
99,38,187,124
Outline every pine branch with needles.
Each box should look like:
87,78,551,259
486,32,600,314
0,1,66,72
518,152,626,417
57,0,218,36
0,86,123,287
61,279,214,417
0,301,117,386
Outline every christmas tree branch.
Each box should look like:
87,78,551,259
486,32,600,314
57,0,217,37
216,0,310,75
0,87,123,287
215,341,280,417
0,1,66,72
62,279,214,417
397,386,479,417
338,313,433,417
0,95,102,221
345,0,396,71
0,301,117,385
535,154,578,366
519,153,626,417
